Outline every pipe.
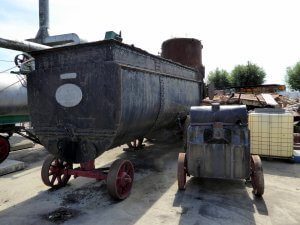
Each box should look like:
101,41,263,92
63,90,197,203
0,37,50,52
33,0,83,45
35,0,49,41
40,0,49,30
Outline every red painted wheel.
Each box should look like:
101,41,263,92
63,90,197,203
178,152,187,190
0,136,10,163
250,155,264,197
107,159,134,200
127,138,144,149
41,155,72,189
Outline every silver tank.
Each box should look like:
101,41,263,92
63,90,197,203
0,73,28,116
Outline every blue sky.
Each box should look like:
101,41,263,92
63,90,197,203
0,0,38,73
1,0,300,85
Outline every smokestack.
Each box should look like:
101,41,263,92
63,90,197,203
35,0,49,42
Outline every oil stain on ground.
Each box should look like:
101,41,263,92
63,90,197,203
60,182,115,208
43,207,80,224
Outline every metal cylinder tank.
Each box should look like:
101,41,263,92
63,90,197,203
161,38,204,79
0,73,28,116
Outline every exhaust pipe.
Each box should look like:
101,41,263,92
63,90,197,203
35,0,49,42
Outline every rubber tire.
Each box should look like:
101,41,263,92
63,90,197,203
41,155,72,189
107,159,134,200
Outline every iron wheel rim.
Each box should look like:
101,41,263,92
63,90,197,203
107,159,134,200
178,152,187,190
250,155,264,196
41,155,72,188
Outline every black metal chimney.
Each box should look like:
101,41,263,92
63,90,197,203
35,0,49,41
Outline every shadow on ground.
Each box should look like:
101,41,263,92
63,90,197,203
173,177,268,225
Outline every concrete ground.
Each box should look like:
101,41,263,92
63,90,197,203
0,140,299,225
9,135,35,151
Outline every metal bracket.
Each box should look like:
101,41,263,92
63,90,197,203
212,122,224,140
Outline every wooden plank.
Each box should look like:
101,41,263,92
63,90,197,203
261,93,278,106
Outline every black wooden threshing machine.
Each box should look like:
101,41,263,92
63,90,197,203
178,103,264,196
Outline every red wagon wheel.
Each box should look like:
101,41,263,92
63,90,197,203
178,152,187,190
107,159,134,200
250,155,264,197
41,155,73,188
0,136,10,163
127,138,144,149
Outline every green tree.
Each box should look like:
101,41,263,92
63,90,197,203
207,68,231,89
230,61,266,86
286,62,300,91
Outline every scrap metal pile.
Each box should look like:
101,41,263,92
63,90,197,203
202,84,300,111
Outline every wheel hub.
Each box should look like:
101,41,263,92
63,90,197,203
118,172,132,186
50,165,63,175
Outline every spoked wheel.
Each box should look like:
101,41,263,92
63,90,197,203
178,152,187,190
107,159,134,200
126,138,144,150
250,155,264,197
0,136,10,163
41,155,73,189
14,53,31,68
